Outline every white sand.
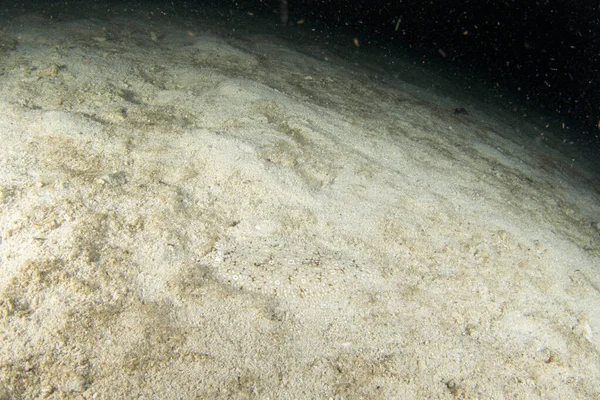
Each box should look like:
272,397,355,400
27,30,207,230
0,4,599,399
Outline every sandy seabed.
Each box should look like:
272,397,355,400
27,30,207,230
0,4,599,399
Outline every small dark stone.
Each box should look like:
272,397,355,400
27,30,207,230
454,107,468,115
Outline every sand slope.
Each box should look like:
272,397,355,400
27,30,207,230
0,5,599,399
